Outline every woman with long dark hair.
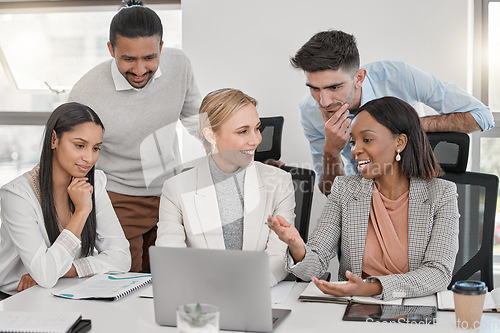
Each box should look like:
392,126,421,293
0,102,130,296
269,96,459,300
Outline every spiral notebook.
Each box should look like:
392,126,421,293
53,273,151,301
0,312,83,333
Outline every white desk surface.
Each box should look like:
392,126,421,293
1,278,499,332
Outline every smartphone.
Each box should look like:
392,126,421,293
342,303,437,324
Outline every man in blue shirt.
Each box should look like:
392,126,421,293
292,30,494,195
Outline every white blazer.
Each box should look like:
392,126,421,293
0,167,131,294
156,158,295,286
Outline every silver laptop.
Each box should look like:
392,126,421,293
149,246,291,332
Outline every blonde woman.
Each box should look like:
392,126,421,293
156,88,295,286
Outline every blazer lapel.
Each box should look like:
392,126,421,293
242,163,266,251
347,177,373,276
407,178,430,271
192,158,226,249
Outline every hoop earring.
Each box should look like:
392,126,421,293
395,149,401,162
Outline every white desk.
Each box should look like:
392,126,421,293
1,278,499,332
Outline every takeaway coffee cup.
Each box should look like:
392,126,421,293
452,280,487,329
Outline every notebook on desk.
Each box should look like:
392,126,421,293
299,281,402,305
149,246,291,332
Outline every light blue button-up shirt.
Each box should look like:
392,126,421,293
300,60,495,178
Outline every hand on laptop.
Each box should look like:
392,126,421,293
311,270,382,297
267,215,306,262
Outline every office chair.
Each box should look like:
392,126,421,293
278,165,328,281
253,116,323,280
280,165,315,243
255,116,284,162
443,171,498,291
427,132,498,291
427,132,469,173
254,116,314,238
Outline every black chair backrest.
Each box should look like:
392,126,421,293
255,116,284,162
427,132,498,291
279,165,316,282
427,131,469,173
441,171,498,291
280,165,315,242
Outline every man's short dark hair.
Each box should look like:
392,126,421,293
109,0,163,48
290,30,360,74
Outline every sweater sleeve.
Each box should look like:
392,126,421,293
179,54,202,139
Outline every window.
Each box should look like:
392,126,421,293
0,2,181,189
474,0,500,258
478,132,500,257
0,5,181,91
486,0,500,110
0,125,45,187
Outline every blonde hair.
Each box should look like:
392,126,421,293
198,88,258,151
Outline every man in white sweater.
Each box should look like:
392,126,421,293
68,0,201,272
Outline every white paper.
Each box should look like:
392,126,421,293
271,281,296,304
139,284,153,298
490,288,500,311
300,280,349,302
0,312,81,333
402,294,436,306
53,273,151,300
300,281,402,305
437,289,498,311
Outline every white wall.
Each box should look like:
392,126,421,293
182,0,471,238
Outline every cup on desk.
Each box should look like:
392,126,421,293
177,303,219,333
452,280,487,329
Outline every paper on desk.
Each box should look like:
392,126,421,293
53,273,151,300
139,281,295,304
437,289,500,311
271,281,296,304
402,294,436,306
139,284,153,298
299,281,402,305
0,312,82,333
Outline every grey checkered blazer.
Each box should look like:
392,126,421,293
288,174,459,300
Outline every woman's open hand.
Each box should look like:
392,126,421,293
267,215,306,262
311,270,382,297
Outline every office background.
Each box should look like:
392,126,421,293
182,0,471,234
0,0,499,281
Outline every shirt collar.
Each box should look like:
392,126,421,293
110,58,162,92
359,71,376,106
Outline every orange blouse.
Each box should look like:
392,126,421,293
362,184,409,278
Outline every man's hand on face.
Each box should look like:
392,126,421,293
321,103,351,156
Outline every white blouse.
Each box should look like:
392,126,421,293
0,166,131,294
